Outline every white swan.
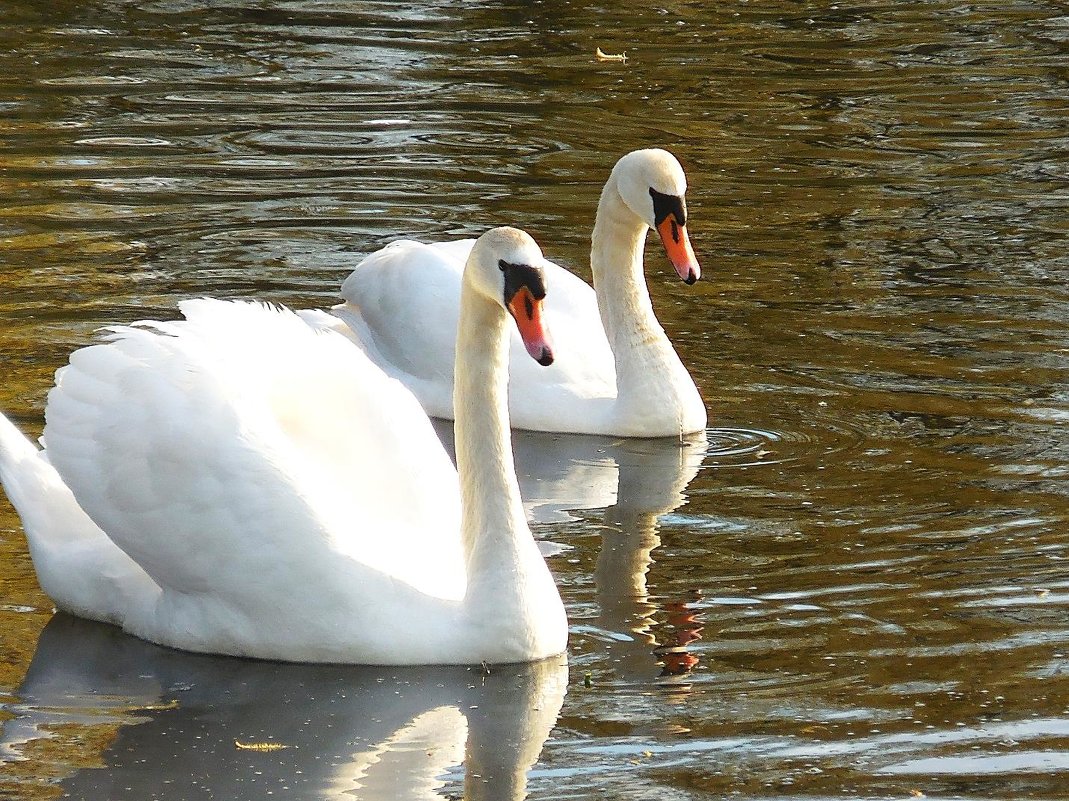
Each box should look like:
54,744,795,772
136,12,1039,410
320,148,707,438
0,227,567,665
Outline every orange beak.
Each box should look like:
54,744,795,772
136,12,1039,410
656,216,700,285
508,287,554,366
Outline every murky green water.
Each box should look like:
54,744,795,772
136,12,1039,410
1,1,1066,798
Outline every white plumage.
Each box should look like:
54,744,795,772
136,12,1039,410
0,227,567,665
323,149,707,437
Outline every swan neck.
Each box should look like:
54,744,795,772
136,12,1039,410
453,282,531,586
590,181,652,346
589,179,692,406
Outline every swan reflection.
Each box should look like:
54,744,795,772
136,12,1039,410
1,615,567,800
508,429,709,681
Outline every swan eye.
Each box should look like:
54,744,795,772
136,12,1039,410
649,187,687,228
499,260,547,305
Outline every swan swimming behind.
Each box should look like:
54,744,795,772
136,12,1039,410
0,226,567,665
314,148,707,438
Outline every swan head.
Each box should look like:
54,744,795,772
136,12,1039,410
611,148,701,285
467,226,554,366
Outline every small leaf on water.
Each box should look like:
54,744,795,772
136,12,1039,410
235,740,292,752
595,47,628,62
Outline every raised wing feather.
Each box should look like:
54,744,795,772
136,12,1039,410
42,299,464,607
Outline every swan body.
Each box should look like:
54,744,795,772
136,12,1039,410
327,148,707,438
0,227,567,665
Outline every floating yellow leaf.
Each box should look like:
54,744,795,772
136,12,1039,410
235,740,293,751
595,47,628,63
142,699,180,711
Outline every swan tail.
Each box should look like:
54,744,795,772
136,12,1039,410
0,411,155,623
0,411,86,549
326,304,383,358
296,307,360,341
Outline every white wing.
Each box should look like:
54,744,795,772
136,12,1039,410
42,299,464,613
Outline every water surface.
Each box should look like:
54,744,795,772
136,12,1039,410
0,1,1067,798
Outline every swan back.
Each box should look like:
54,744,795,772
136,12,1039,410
42,300,466,651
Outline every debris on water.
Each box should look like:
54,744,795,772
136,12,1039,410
235,740,293,751
595,47,628,62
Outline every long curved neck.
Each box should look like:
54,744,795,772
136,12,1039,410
453,281,540,603
590,179,697,428
591,180,659,353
